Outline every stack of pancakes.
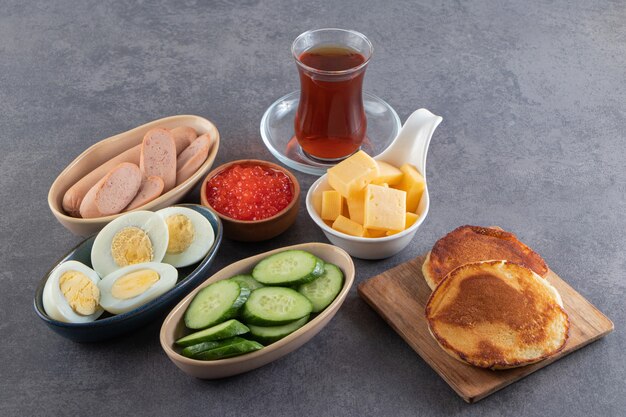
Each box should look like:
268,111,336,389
422,226,569,370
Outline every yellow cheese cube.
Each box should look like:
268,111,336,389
405,211,419,228
396,163,425,213
321,190,343,221
371,161,403,186
363,184,406,231
332,215,366,237
385,212,420,236
366,229,387,238
327,150,379,197
346,187,366,225
342,197,349,218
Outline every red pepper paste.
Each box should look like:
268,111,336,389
206,163,294,221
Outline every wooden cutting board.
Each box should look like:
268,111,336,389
358,254,614,403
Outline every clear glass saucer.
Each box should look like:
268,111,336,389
260,91,402,175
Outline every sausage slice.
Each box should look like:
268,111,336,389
170,126,197,155
139,128,177,192
63,144,141,217
79,162,142,218
124,176,165,212
176,133,212,186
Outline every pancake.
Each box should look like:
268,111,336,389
425,260,569,370
422,225,548,290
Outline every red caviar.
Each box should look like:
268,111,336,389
205,163,294,221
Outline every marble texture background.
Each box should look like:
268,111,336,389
0,0,624,416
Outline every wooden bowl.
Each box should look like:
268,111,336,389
200,159,300,242
160,242,354,379
48,115,220,236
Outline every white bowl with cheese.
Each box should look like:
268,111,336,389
305,109,442,260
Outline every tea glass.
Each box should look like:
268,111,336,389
292,28,373,161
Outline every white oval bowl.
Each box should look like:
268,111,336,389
159,242,355,379
48,115,220,236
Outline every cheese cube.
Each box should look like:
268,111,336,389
332,215,366,237
405,211,419,228
363,184,406,231
386,212,420,236
366,229,387,238
346,187,366,225
321,190,343,221
327,150,379,197
396,163,425,213
342,198,349,219
371,161,403,186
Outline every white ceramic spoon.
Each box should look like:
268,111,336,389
305,108,443,259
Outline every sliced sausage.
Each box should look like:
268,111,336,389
176,133,212,186
79,163,142,218
62,145,141,217
139,128,177,192
170,126,197,155
124,176,165,212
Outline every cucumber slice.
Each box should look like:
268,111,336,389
247,315,309,345
192,338,264,360
184,280,250,329
181,336,247,358
228,274,264,291
252,250,324,286
242,287,312,326
176,319,250,346
181,340,223,358
298,263,344,313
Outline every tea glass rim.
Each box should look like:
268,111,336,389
291,28,373,76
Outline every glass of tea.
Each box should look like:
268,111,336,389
292,28,373,161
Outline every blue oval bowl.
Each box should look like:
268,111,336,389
33,204,223,343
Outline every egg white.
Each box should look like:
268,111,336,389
98,262,178,315
157,207,215,268
42,260,104,323
91,211,169,278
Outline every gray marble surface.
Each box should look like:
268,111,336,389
1,0,624,415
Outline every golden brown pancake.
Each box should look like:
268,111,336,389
422,225,548,290
425,260,569,369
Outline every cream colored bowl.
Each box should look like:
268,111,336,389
48,115,220,236
160,242,355,379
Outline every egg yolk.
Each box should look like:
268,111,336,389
165,214,195,254
111,269,160,300
110,227,154,267
59,271,100,316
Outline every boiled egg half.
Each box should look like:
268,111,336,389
42,260,104,323
91,211,169,278
157,206,215,268
98,262,177,315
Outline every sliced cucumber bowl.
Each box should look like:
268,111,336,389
160,243,354,379
176,251,340,360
